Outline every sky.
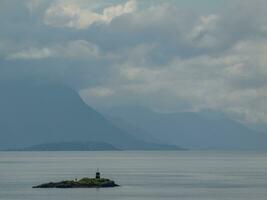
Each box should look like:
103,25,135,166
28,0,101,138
0,0,267,125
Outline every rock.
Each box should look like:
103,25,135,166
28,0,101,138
33,177,119,188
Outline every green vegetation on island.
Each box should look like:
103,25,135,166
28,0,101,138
33,177,119,188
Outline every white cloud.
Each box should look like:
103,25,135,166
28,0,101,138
102,0,136,22
44,0,137,29
81,37,267,123
7,40,100,60
7,47,52,60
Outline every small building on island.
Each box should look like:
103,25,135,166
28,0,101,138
95,169,101,179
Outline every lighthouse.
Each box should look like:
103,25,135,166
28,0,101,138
95,169,100,179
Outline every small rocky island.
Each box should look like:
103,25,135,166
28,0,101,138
33,171,119,188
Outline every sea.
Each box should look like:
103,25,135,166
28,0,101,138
1,151,267,200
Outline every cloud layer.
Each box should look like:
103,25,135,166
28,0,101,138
44,0,136,29
1,0,267,124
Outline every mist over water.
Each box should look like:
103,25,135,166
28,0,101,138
1,151,267,200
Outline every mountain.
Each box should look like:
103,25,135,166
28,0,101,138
11,141,120,151
106,106,267,150
106,115,162,144
0,80,182,150
249,123,267,133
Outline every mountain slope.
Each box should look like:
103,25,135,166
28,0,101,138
0,80,181,150
107,106,267,150
106,115,162,144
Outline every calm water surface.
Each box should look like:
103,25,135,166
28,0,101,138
1,151,267,200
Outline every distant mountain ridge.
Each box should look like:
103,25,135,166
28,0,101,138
3,79,265,150
0,80,182,150
10,141,120,151
106,106,267,150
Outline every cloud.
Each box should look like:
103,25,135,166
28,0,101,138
187,14,220,48
44,0,136,29
80,35,267,123
7,47,52,60
1,0,267,125
7,40,100,60
26,0,44,12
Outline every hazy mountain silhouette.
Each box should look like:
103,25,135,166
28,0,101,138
0,80,181,150
106,115,162,144
107,106,267,150
12,141,120,151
